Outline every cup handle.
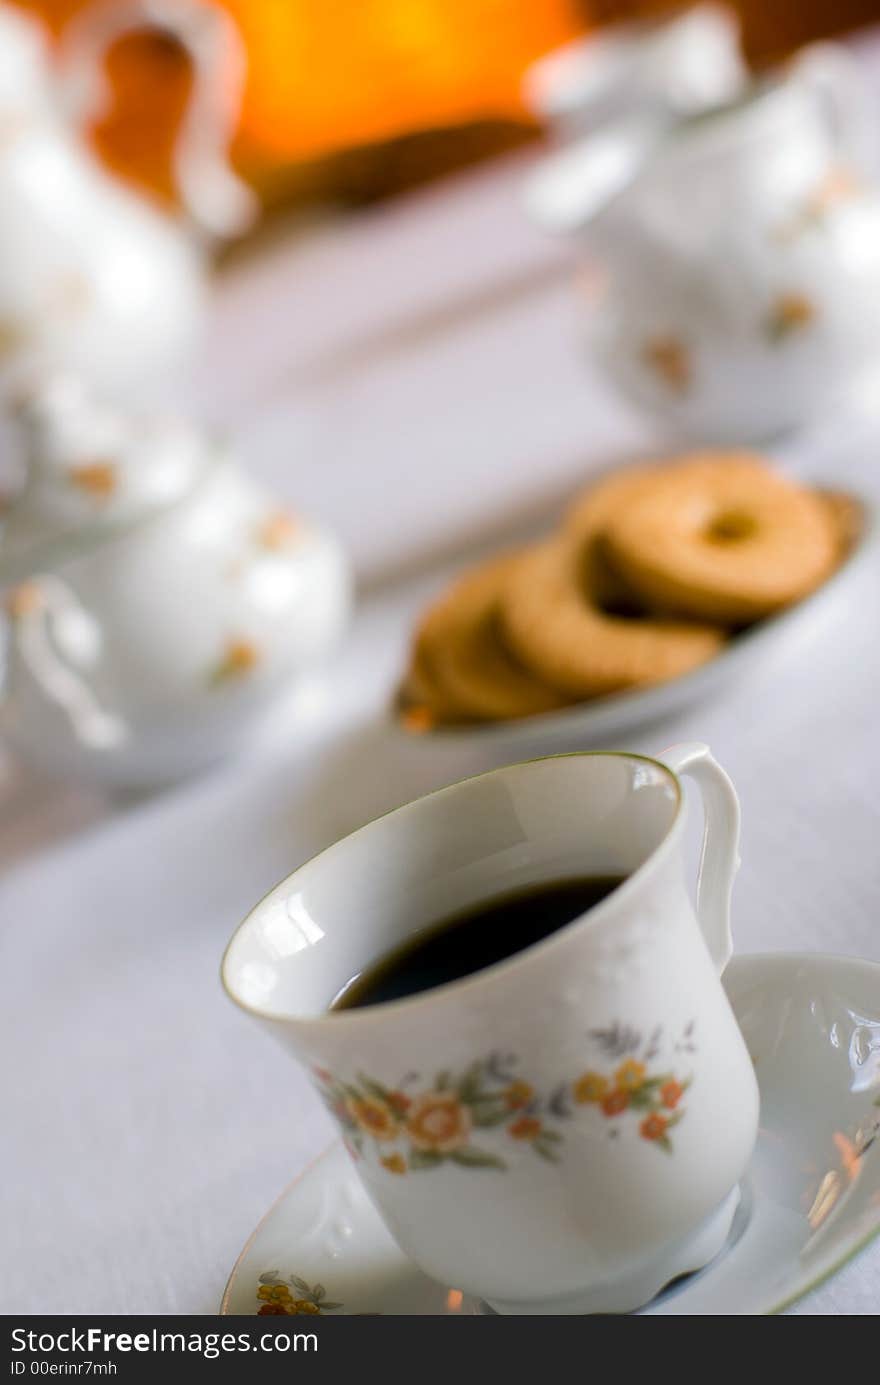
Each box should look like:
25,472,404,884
659,742,741,974
58,0,257,238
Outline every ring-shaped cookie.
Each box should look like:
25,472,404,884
500,537,725,698
565,462,661,541
604,454,839,623
407,554,569,722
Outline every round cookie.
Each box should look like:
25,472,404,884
407,554,570,722
817,488,862,560
565,462,661,540
564,463,664,613
604,453,839,624
500,537,725,698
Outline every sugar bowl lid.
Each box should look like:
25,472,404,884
0,376,214,585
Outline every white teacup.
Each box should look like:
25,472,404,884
222,743,759,1314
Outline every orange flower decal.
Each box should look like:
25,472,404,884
5,583,43,620
581,1036,691,1148
642,335,692,394
573,1071,609,1104
346,1095,399,1142
210,638,261,684
387,1090,412,1116
69,461,117,498
808,165,859,212
256,1276,341,1314
766,292,816,342
406,1091,472,1153
640,1113,669,1142
660,1079,684,1109
601,1089,630,1117
258,1284,291,1304
779,164,861,239
504,1080,534,1110
614,1059,646,1092
381,1153,407,1175
508,1116,542,1141
259,511,301,550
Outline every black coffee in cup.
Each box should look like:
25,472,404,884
331,875,624,1010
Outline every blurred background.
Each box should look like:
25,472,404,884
15,0,880,225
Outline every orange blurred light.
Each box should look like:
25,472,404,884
222,0,586,160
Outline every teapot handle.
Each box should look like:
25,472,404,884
7,578,127,751
790,42,873,168
58,0,257,238
659,742,741,975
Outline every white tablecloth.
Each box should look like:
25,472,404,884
4,52,880,1314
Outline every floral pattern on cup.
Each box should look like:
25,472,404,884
572,1057,689,1153
313,1058,564,1172
313,1023,695,1171
256,1272,342,1315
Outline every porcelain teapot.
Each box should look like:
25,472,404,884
0,0,255,398
0,378,352,786
527,45,880,443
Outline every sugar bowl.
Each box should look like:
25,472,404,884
0,379,352,786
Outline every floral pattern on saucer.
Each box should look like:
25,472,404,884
256,1272,342,1315
312,1023,695,1171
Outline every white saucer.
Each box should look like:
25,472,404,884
221,952,880,1316
394,489,876,753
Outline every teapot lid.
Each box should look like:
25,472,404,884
0,376,215,585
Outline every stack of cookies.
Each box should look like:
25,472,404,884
398,451,851,730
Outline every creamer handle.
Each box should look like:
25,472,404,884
59,0,256,238
659,742,741,974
